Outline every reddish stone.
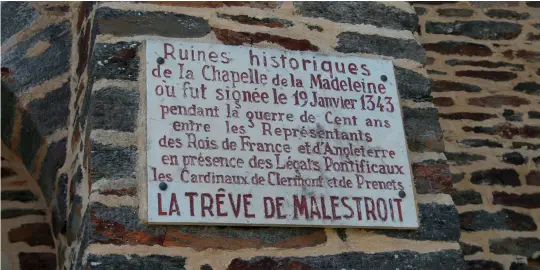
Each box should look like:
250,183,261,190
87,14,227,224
411,163,453,194
493,192,540,209
99,187,137,196
433,97,455,107
424,41,492,56
504,50,540,62
217,14,292,28
526,170,540,185
431,80,481,92
152,1,280,9
213,28,319,51
439,112,497,121
456,70,517,81
467,95,530,108
8,223,55,247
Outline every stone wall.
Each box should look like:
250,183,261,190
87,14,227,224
82,1,462,269
414,2,540,269
1,2,96,269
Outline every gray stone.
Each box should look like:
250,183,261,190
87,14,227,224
414,7,427,15
526,1,540,7
510,262,538,270
533,23,540,29
427,69,447,75
228,250,466,270
459,242,483,256
87,254,186,270
18,112,43,170
56,173,68,225
1,2,39,43
470,168,521,186
67,195,83,245
1,190,38,202
459,139,502,148
452,173,465,184
28,82,71,136
19,252,56,270
2,22,71,91
95,7,210,37
529,111,540,119
90,87,139,132
424,41,492,56
336,32,426,64
451,190,483,205
503,109,523,121
502,152,527,165
217,13,294,28
395,67,432,102
466,260,503,270
514,82,539,96
92,42,140,81
490,237,540,257
294,2,419,32
1,209,46,219
371,203,459,242
460,209,537,231
431,80,482,92
471,1,519,7
445,152,486,165
436,8,474,17
91,143,137,181
445,59,524,71
1,82,16,147
38,139,67,204
486,9,530,20
72,210,89,270
426,20,522,40
402,108,444,152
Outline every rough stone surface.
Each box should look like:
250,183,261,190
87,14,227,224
372,203,460,242
460,209,537,231
451,190,483,205
501,152,528,165
466,260,504,270
431,80,481,92
513,82,540,96
1,82,16,147
460,242,483,256
470,168,521,186
513,142,540,150
91,143,137,181
485,9,530,20
2,22,71,91
436,8,474,17
217,13,293,28
213,28,319,51
452,172,465,183
336,32,426,63
1,209,46,219
227,250,466,270
526,171,540,186
87,254,186,270
503,109,523,121
427,69,447,75
90,87,139,132
1,190,38,203
490,237,540,257
424,41,492,56
39,138,67,203
395,67,432,102
18,111,44,170
96,7,211,37
462,123,540,139
402,108,444,152
1,2,39,43
412,164,453,194
445,152,486,165
470,1,519,7
445,59,524,71
19,252,56,270
439,112,497,121
434,97,455,107
459,139,503,148
456,70,518,81
92,42,140,81
294,2,419,32
426,21,522,40
8,223,55,247
492,192,540,209
468,95,529,108
27,82,71,135
529,111,540,119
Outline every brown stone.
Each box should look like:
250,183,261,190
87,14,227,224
433,97,455,107
152,1,280,9
470,168,521,186
424,41,492,56
462,123,540,139
213,28,319,51
8,223,55,247
490,237,540,257
19,252,56,270
217,14,293,28
493,192,540,209
467,95,530,108
431,80,481,92
456,70,517,81
525,170,540,186
412,163,453,194
444,59,524,71
439,112,497,121
436,8,473,17
99,187,137,196
504,50,540,62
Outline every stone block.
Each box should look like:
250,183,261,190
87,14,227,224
466,260,503,270
90,87,139,132
426,20,522,40
227,250,466,270
2,21,71,91
87,254,186,270
486,9,530,20
451,190,483,206
336,32,426,63
433,97,455,107
529,111,540,119
445,152,486,165
468,95,529,108
1,209,46,219
402,107,444,152
501,152,527,165
462,123,540,139
424,41,492,56
412,164,453,194
1,82,16,146
91,142,137,181
456,70,517,81
445,59,524,71
490,237,540,257
436,8,474,17
213,28,318,51
513,82,539,96
294,2,419,32
8,223,55,247
394,67,432,102
27,82,71,135
92,42,140,81
1,190,38,202
431,80,481,93
460,209,536,231
19,252,56,270
439,112,497,121
492,192,540,209
38,138,67,204
1,2,39,43
18,112,43,169
526,171,540,185
512,142,540,150
460,242,483,256
217,13,293,28
67,195,83,245
470,168,520,186
503,110,523,121
96,7,210,37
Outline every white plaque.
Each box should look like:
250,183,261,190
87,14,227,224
146,40,419,228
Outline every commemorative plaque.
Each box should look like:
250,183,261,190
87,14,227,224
146,40,419,228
